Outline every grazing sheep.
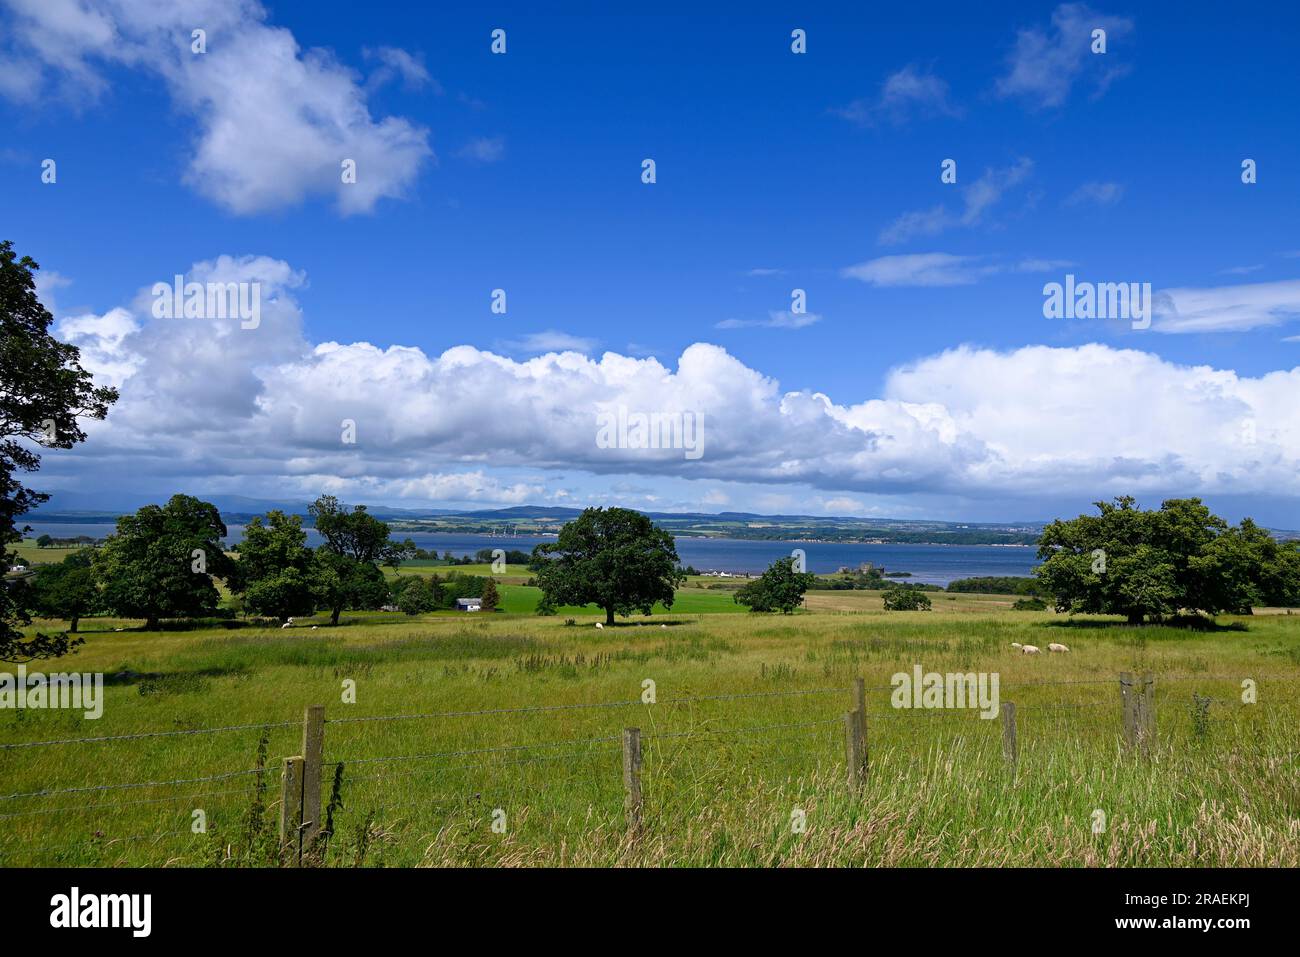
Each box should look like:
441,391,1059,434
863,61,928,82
280,622,291,629
1020,644,1041,655
1010,642,1023,649
1048,642,1070,653
595,622,603,630
311,625,318,630
661,624,667,629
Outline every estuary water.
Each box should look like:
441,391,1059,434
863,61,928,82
24,523,1038,586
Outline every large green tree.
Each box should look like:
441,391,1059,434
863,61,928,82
95,495,235,629
308,495,410,625
1035,497,1300,623
531,507,684,626
24,549,99,633
311,549,390,626
308,495,414,567
235,510,317,621
734,557,816,614
1,240,117,660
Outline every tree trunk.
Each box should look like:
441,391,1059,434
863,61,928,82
69,617,79,633
145,615,160,630
331,606,342,626
605,606,615,626
1127,612,1143,625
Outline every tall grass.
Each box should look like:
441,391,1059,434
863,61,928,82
1,601,1297,866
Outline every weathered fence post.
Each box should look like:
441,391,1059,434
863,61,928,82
854,677,869,777
279,755,304,867
1001,701,1017,770
1119,672,1136,749
622,727,643,831
1120,672,1156,754
1138,672,1155,748
301,705,325,850
844,710,865,791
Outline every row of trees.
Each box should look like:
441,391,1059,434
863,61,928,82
18,494,429,630
389,573,499,614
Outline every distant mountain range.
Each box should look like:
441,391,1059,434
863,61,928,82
27,492,1300,544
30,492,1040,529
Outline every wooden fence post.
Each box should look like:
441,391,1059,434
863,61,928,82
853,677,869,777
622,727,643,831
1119,672,1136,749
301,705,325,850
1001,701,1017,770
1120,672,1155,754
279,755,304,867
1139,672,1155,748
844,710,865,791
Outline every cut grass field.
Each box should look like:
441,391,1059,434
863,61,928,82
2,592,1298,867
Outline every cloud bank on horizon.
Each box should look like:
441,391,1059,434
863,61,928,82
40,254,1300,518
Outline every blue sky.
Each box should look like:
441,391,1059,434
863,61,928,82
3,1,1300,524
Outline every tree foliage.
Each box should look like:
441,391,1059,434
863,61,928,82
393,575,440,616
532,507,684,626
309,495,414,567
94,495,234,629
1035,497,1300,623
311,549,389,626
480,576,500,612
235,511,316,620
1,240,117,659
882,587,933,611
24,550,99,632
308,495,414,625
734,557,816,613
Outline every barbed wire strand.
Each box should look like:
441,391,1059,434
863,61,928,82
0,765,281,803
0,720,298,752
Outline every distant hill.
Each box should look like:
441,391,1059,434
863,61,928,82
27,496,1300,545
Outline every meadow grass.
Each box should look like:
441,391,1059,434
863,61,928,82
1,594,1297,867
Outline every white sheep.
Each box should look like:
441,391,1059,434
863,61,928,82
595,622,603,630
1020,644,1041,655
1010,642,1023,649
280,622,291,629
1048,642,1070,653
661,624,667,629
311,625,318,630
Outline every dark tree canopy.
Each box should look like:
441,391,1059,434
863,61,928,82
393,575,440,615
94,495,235,629
1,240,117,659
734,557,816,614
480,576,500,612
307,495,412,624
1035,497,1300,623
309,495,414,567
312,549,389,626
531,507,684,625
235,510,316,620
24,549,99,633
881,586,933,611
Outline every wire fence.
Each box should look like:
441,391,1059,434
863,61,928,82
1,672,1296,865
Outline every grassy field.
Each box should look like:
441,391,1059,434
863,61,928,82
2,590,1298,867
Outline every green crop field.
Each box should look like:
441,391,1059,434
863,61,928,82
2,593,1298,868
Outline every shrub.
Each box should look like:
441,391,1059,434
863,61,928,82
882,588,932,611
1011,597,1047,611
